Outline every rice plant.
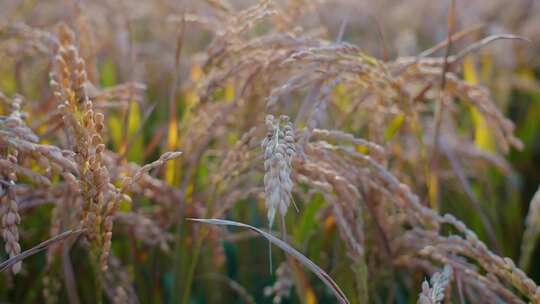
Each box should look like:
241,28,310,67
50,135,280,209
0,0,539,303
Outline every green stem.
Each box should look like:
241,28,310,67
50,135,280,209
172,216,186,304
179,180,221,304
181,231,205,304
90,248,103,304
354,258,368,304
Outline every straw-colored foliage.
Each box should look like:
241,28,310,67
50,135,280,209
0,0,539,303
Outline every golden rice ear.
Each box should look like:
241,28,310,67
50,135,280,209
1,179,21,274
262,114,296,229
57,22,76,47
417,266,453,304
519,186,540,271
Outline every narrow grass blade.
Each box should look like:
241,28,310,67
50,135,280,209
0,229,84,272
451,34,530,65
188,218,350,304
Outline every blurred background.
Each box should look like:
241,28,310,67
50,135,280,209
0,0,539,303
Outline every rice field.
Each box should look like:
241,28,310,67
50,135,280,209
0,0,539,303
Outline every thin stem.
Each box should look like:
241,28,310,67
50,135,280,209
268,221,273,275
170,13,186,304
280,214,287,242
181,230,205,304
429,0,455,210
180,174,220,304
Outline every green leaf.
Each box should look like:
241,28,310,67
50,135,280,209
384,114,404,141
100,59,117,87
126,101,143,162
294,193,326,245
